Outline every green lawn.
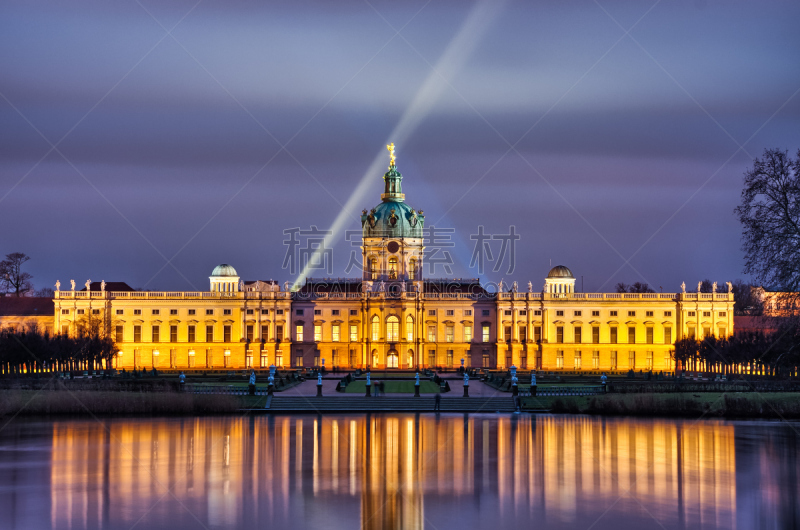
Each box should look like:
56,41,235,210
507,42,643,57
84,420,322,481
344,380,440,394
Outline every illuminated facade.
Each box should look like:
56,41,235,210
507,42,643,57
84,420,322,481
51,147,735,371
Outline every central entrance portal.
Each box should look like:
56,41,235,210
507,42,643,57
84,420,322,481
387,349,398,368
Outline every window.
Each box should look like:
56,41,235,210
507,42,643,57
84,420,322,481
482,349,489,367
687,327,695,339
406,315,414,341
261,309,269,315
350,309,358,316
646,327,654,344
556,326,564,343
387,316,399,341
247,325,254,342
628,327,636,344
409,259,417,279
645,311,653,317
276,309,284,316
664,327,672,344
170,325,178,342
482,325,490,342
188,325,196,343
446,350,453,368
574,352,581,370
115,309,123,315
189,350,196,368
296,325,304,342
314,309,322,316
665,351,673,370
703,311,711,317
504,326,512,341
133,309,142,316
610,311,617,317
428,310,436,316
350,325,358,342
519,326,527,342
504,310,512,316
188,309,196,316
314,325,322,341
295,353,303,367
134,325,142,343
115,326,123,343
388,256,398,279
556,310,564,317
332,349,339,366
296,309,304,316
464,310,472,316
592,310,600,317
332,324,340,342
688,311,696,317
61,309,70,315
592,327,600,344
92,309,100,315
372,316,380,341
62,324,70,335
152,309,160,315
664,311,672,317
332,309,340,316
534,310,542,316
170,309,178,316
427,325,436,342
223,325,231,342
349,349,357,367
206,325,214,342
628,351,636,369
610,351,617,370
152,325,160,343
628,311,636,317
246,309,254,315
520,310,527,316
482,310,490,317
261,325,269,341
534,326,542,342
77,309,85,315
574,326,582,343
464,325,473,343
446,325,454,342
592,350,600,369
646,351,653,370
276,325,284,341
206,309,213,316
703,326,711,338
369,257,378,280
446,310,454,316
428,350,436,367
245,350,253,369
223,309,232,316
719,311,726,317
574,310,582,317
556,350,564,369
610,326,618,344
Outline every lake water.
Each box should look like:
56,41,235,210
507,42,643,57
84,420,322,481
0,414,797,529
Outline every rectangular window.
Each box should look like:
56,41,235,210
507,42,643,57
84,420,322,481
482,310,490,317
151,325,160,343
687,327,695,339
61,309,70,315
261,325,269,341
372,319,380,341
188,350,196,368
152,309,160,315
556,350,564,369
170,325,178,342
520,353,527,369
519,326,527,342
610,351,617,370
296,309,304,316
446,350,453,368
574,310,582,317
446,325,454,342
246,309,254,315
428,349,436,367
223,325,231,342
504,326,512,341
206,309,213,316
645,311,654,317
464,310,472,316
703,326,711,338
247,325,254,342
574,351,582,370
77,309,85,315
628,351,636,370
170,309,178,316
556,310,564,317
332,324,340,342
260,350,268,368
350,309,358,316
592,350,599,369
610,326,618,344
446,310,454,316
332,309,340,316
245,350,253,368
276,325,284,341
276,350,283,366
188,325,196,343
703,311,711,318
427,325,436,342
482,350,489,367
628,327,635,344
276,309,284,316
504,310,512,316
314,325,322,342
464,325,473,343
406,319,414,341
610,310,617,317
664,311,672,317
646,327,654,344
223,309,231,316
519,310,527,316
115,309,123,315
188,309,196,316
296,325,304,342
206,325,214,342
665,351,673,370
295,353,303,367
534,310,542,316
134,325,142,343
646,351,653,370
556,326,564,343
574,326,582,343
349,349,357,367
592,327,600,344
115,325,123,343
534,326,542,342
350,325,358,342
664,327,672,344
314,309,322,316
719,311,726,317
688,311,696,317
332,349,339,366
92,309,100,315
628,311,636,317
592,310,600,317
428,310,436,316
261,309,269,315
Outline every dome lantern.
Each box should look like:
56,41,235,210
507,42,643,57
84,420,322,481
545,265,576,295
209,264,240,293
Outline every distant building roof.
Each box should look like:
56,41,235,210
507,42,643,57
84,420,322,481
0,296,54,316
734,315,786,334
79,282,135,292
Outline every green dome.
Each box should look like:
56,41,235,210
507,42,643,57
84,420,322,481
211,264,238,277
361,200,424,238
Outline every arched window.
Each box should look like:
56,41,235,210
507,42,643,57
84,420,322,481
371,315,380,342
387,316,399,341
409,259,417,279
406,315,414,341
388,257,398,280
369,258,378,280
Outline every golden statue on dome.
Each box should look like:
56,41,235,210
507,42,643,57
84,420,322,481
386,143,396,166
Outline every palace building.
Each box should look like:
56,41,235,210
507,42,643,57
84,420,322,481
51,146,735,372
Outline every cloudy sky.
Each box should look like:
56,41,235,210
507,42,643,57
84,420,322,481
1,0,798,293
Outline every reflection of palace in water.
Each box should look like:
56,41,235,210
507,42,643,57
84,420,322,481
28,415,788,529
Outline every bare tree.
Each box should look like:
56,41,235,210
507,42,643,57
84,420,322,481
0,252,33,297
615,282,655,293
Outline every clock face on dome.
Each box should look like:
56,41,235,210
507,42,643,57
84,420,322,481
387,241,400,253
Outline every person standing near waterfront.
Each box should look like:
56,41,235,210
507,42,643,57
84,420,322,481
601,372,607,393
434,392,441,411
249,370,256,395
